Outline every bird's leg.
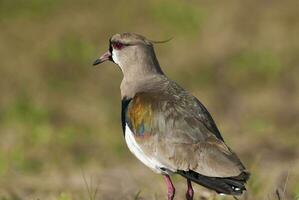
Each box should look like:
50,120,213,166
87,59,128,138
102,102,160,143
186,179,194,200
164,175,175,200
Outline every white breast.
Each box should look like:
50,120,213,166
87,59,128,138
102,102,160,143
124,124,167,174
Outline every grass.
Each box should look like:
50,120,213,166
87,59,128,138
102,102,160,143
0,0,298,199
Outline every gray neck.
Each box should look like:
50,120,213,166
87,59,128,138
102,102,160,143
119,47,165,98
120,71,165,99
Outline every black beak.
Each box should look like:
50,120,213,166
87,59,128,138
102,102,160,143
93,51,112,66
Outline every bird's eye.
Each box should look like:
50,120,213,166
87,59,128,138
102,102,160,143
112,42,124,50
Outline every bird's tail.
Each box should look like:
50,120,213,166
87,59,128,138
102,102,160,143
177,170,250,196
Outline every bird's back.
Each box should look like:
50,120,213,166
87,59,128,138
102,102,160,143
123,75,248,177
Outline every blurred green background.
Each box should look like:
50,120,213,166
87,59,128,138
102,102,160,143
0,0,298,199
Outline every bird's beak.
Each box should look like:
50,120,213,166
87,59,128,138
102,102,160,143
93,51,112,66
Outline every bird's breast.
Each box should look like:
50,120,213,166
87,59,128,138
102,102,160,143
124,123,168,174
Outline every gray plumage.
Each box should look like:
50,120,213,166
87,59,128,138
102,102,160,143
94,32,250,197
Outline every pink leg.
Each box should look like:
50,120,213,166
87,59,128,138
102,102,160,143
164,175,175,200
186,179,194,200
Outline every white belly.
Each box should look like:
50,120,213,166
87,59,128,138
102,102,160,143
124,124,167,174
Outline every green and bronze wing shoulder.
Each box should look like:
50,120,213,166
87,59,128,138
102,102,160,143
121,92,158,138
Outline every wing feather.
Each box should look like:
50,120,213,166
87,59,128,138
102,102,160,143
122,81,247,177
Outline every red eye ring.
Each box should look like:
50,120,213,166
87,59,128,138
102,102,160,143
112,42,124,50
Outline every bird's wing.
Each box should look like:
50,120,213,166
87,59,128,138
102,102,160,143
123,88,247,177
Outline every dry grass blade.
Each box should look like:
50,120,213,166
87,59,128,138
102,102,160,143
274,170,290,200
81,169,99,200
282,171,289,200
134,190,142,200
276,189,281,200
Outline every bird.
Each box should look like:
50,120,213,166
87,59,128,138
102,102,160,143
93,33,250,200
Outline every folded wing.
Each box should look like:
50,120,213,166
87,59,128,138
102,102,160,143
123,85,248,178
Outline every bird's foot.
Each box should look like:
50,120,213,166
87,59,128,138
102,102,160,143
185,179,194,200
167,192,175,200
185,189,194,200
164,175,175,200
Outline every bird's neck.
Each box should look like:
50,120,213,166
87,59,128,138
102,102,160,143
119,49,166,98
120,73,166,99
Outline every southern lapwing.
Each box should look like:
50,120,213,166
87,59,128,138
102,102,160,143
93,33,250,200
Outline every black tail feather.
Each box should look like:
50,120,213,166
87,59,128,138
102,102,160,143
177,170,250,196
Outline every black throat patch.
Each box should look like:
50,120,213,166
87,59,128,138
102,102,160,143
121,97,132,136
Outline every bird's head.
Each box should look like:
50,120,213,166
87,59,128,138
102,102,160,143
93,33,165,78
